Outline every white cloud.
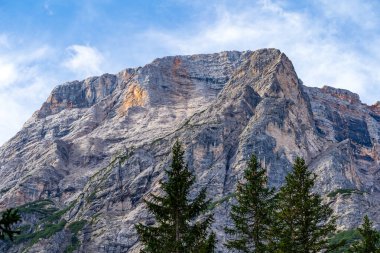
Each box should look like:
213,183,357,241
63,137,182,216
0,61,17,88
63,45,104,78
0,42,57,145
0,45,52,88
0,43,104,145
0,77,55,145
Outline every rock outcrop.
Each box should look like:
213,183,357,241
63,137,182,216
0,48,379,252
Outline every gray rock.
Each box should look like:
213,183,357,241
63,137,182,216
0,48,379,252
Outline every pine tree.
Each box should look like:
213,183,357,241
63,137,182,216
225,154,275,253
271,157,336,253
135,140,215,253
349,215,380,253
0,208,21,241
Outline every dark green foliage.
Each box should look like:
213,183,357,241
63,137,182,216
348,215,380,252
328,230,361,253
225,154,275,253
199,232,216,253
135,140,215,253
270,157,336,252
0,208,21,241
64,235,80,253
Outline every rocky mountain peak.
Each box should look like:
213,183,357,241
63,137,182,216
0,49,379,253
321,85,361,104
232,48,303,101
35,49,297,122
37,73,119,118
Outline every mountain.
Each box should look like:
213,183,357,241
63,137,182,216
0,48,379,252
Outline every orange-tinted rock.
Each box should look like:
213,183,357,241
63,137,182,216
118,83,147,115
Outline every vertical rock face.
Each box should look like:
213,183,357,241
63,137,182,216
0,48,379,252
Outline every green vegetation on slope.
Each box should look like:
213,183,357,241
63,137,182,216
327,188,366,198
328,230,362,252
64,220,87,253
12,199,77,250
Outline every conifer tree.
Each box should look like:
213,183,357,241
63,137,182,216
135,140,215,253
271,157,336,253
0,208,21,241
349,215,380,253
225,154,274,253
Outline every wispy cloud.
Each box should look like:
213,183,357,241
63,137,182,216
43,0,54,16
317,0,379,29
63,45,104,78
0,61,18,88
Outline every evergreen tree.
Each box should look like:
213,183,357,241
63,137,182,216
0,208,21,241
271,157,336,253
135,140,215,253
349,215,380,253
225,154,275,253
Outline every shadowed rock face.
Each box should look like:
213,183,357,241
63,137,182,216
0,48,379,252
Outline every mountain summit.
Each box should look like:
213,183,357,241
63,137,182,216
0,48,379,252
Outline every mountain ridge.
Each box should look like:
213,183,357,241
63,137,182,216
0,48,379,252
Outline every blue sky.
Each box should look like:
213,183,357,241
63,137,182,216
0,0,380,144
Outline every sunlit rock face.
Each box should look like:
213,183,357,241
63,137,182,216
0,48,379,252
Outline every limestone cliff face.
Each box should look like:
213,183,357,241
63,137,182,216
0,49,379,252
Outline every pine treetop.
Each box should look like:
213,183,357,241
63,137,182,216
349,215,380,253
136,140,215,253
272,157,336,253
0,208,21,241
225,154,275,253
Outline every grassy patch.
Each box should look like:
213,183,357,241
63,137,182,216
17,199,57,216
15,220,67,245
13,199,77,249
64,220,87,253
68,220,87,234
43,208,68,223
41,199,77,224
327,188,366,198
328,229,361,252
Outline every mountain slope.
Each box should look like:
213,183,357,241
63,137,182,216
0,48,379,252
